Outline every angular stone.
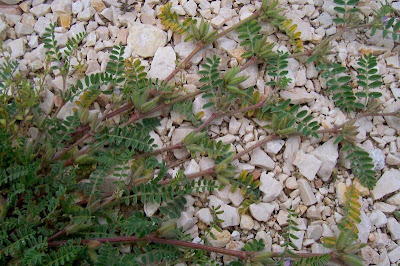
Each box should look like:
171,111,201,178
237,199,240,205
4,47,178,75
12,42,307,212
293,150,322,181
39,89,54,115
15,22,33,37
298,179,317,206
388,246,400,263
229,116,241,135
307,224,322,240
7,38,25,58
91,0,106,12
57,101,78,120
283,136,301,163
51,0,72,14
264,139,284,155
195,208,213,225
249,202,274,222
59,13,71,29
174,40,203,64
238,64,258,89
369,210,387,228
356,211,371,243
259,172,283,202
78,7,95,21
148,46,176,80
311,138,338,181
384,103,400,133
292,230,305,250
144,202,160,217
280,88,316,104
177,211,197,231
387,217,400,240
250,148,275,170
371,169,400,200
30,4,51,17
206,228,231,247
240,214,254,230
387,193,400,205
127,23,167,58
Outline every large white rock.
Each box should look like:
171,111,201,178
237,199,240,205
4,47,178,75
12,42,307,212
177,211,197,231
51,0,72,14
259,172,283,202
7,38,25,58
387,217,400,240
292,230,305,250
356,211,371,243
283,136,301,163
127,23,167,58
208,196,240,228
280,88,316,104
388,246,400,263
30,4,51,17
195,208,213,225
238,64,258,89
286,12,313,41
250,148,275,170
298,179,317,206
264,139,285,155
371,169,400,200
293,150,322,181
311,138,338,181
249,202,274,222
174,41,203,64
148,46,176,80
369,210,387,228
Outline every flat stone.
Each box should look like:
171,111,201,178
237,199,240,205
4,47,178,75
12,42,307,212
293,150,322,181
374,202,396,213
277,210,289,226
240,214,254,230
78,7,95,21
285,176,298,190
56,101,78,120
195,208,213,225
387,193,400,205
369,210,387,228
298,179,317,206
388,246,400,263
386,55,400,69
184,159,200,175
249,202,274,222
259,172,283,202
387,217,400,240
177,211,197,231
361,246,381,265
387,153,400,166
7,38,25,58
250,148,275,170
280,88,316,104
229,116,241,135
311,138,338,181
383,103,400,133
39,89,54,115
283,136,301,163
30,4,51,17
292,230,305,250
206,228,231,247
91,0,106,12
15,22,33,37
144,202,160,217
369,148,385,171
264,139,284,155
356,211,371,243
371,169,400,200
307,224,322,240
127,23,167,58
238,64,258,89
208,196,240,228
34,16,51,37
51,0,72,14
148,46,176,80
228,189,244,206
183,0,197,16
174,41,203,64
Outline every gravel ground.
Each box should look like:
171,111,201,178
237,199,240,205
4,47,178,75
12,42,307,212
0,0,400,264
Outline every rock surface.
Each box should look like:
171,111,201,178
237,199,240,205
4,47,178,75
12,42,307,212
127,23,167,58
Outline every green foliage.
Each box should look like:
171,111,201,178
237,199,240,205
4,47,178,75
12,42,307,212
266,51,291,90
120,212,161,238
262,99,321,138
242,239,265,252
106,44,126,85
370,1,400,42
237,19,276,60
295,254,330,266
355,53,383,103
332,0,360,25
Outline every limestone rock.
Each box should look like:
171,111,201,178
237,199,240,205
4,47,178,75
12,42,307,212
206,228,231,247
259,172,283,202
39,89,54,115
195,208,213,225
280,88,316,104
264,139,284,155
174,41,203,64
298,179,317,206
371,169,400,200
51,0,72,14
311,138,338,181
238,64,258,89
293,150,322,181
283,136,301,163
240,214,254,230
250,148,275,170
148,46,176,80
387,217,400,240
144,202,160,217
127,23,167,58
91,0,106,12
384,103,400,133
249,202,274,222
7,38,25,58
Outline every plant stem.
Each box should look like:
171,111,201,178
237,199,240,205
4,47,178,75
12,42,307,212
47,234,340,262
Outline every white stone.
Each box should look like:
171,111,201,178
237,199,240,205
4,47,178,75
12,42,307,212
144,202,160,217
171,126,195,159
249,202,274,222
285,176,298,190
206,228,231,247
56,101,78,120
293,150,322,181
356,211,371,243
195,208,213,225
51,0,72,14
228,189,244,207
283,136,301,163
311,138,338,181
7,38,25,58
229,116,241,134
34,16,51,37
371,169,400,200
386,55,400,69
387,153,400,166
40,89,54,115
215,36,237,52
78,7,95,21
184,159,200,175
127,23,167,58
183,0,197,16
336,182,347,205
369,210,387,228
280,88,316,104
72,1,83,14
250,148,275,170
264,139,284,155
259,172,283,202
383,103,400,133
148,46,176,80
298,179,317,206
292,230,305,250
388,246,400,263
240,214,254,230
387,217,400,240
387,193,400,205
369,148,385,171
238,64,258,89
374,202,396,214
307,224,322,240
316,12,332,28
30,4,51,17
199,157,214,171
177,211,197,231
174,41,203,64
277,210,289,226
208,196,240,228
286,12,312,41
